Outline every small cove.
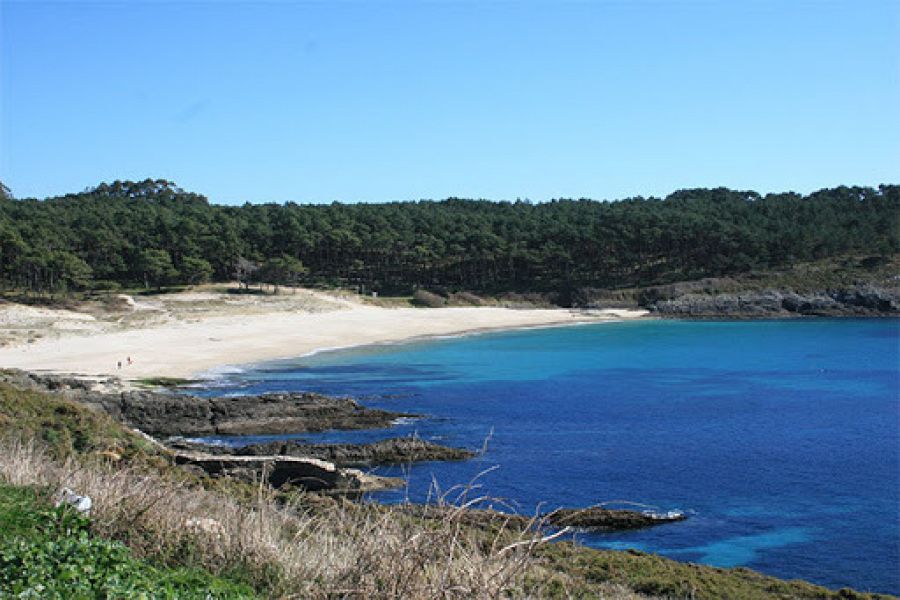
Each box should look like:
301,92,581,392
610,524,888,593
193,319,900,594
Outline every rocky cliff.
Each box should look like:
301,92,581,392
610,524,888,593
645,284,899,318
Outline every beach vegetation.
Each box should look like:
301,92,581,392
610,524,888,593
179,256,214,285
256,254,308,293
411,288,447,307
139,248,179,290
0,381,160,460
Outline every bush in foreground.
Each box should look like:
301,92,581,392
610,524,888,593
0,438,564,599
0,484,253,599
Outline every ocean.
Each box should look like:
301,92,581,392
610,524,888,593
194,318,900,594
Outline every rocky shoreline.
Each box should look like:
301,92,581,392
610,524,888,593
646,285,899,318
1,368,695,533
169,436,476,467
0,369,476,493
574,281,900,318
1,369,411,437
400,504,688,533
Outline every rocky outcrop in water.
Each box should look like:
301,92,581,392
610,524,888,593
545,507,686,530
170,436,475,467
400,504,687,533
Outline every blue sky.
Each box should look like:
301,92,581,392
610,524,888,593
1,1,897,204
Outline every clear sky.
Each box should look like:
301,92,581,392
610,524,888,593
1,1,897,205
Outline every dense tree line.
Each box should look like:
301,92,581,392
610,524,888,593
0,179,897,299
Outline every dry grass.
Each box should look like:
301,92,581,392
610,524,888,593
0,436,647,599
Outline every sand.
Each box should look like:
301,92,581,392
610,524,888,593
0,292,647,379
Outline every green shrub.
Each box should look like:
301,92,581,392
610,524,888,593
411,289,446,307
0,484,255,599
0,382,159,460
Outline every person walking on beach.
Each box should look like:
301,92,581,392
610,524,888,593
117,360,122,370
127,356,132,366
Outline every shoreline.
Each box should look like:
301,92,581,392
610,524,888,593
208,315,646,379
0,300,649,380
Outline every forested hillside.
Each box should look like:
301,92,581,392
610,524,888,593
1,180,897,298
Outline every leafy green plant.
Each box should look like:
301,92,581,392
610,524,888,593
0,485,255,599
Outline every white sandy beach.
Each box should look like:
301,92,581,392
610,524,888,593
0,292,646,379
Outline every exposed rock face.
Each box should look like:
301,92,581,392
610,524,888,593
647,285,899,318
0,370,410,437
173,451,401,492
170,436,475,467
95,391,409,437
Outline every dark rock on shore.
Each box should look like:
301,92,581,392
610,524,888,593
98,391,410,437
0,369,104,393
0,370,411,437
170,436,475,467
173,451,402,493
545,506,687,530
400,504,687,533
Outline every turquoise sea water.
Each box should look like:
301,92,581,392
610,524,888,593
197,319,900,594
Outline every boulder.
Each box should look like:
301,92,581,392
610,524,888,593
55,487,92,515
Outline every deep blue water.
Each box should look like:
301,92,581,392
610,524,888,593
195,319,900,594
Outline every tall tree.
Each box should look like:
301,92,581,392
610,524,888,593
139,249,177,290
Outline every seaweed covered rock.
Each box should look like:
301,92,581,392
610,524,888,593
545,507,687,531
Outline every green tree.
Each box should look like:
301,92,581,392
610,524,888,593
50,251,93,292
0,179,897,296
139,249,177,290
179,256,213,285
257,255,307,293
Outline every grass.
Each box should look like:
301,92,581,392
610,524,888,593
0,437,566,599
0,381,161,461
0,483,255,598
533,543,890,600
